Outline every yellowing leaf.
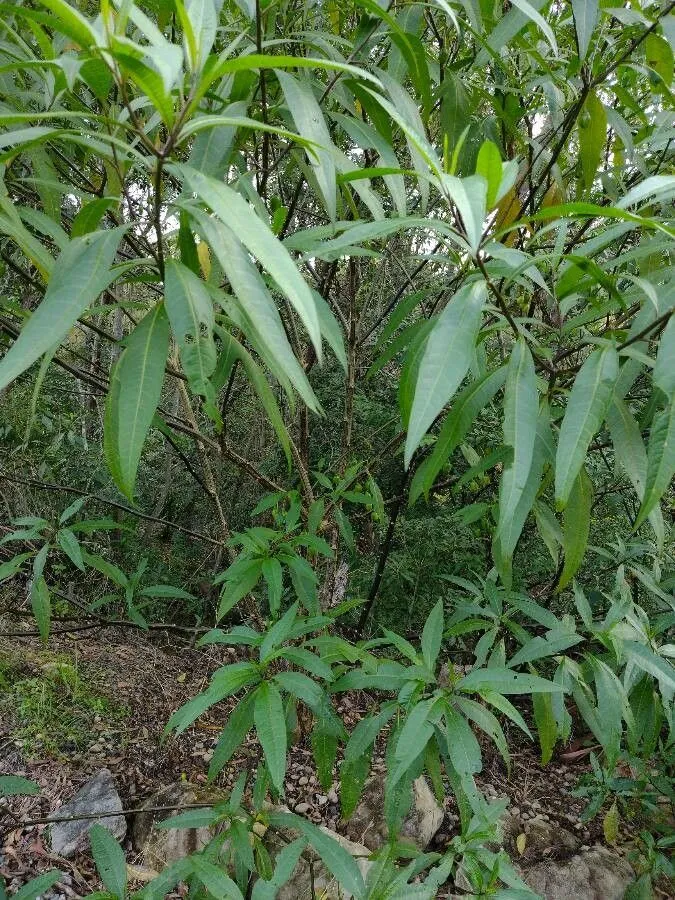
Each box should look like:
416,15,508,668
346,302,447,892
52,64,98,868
603,801,619,844
516,832,527,855
578,91,607,191
197,241,211,280
177,672,187,683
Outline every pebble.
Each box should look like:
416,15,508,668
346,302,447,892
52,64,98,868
328,788,338,804
316,794,328,806
298,776,309,786
295,802,310,814
510,806,521,817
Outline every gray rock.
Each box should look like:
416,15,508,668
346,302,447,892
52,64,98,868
132,782,225,870
342,775,443,851
50,769,125,858
523,846,634,900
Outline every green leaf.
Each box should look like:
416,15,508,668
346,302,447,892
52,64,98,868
653,315,675,398
0,775,40,796
31,576,50,642
343,703,397,765
391,698,436,786
266,812,366,899
261,557,283,616
410,366,506,503
555,346,618,508
276,70,336,221
80,551,128,589
441,174,486,253
89,824,127,899
458,667,564,694
190,857,245,900
493,339,538,581
532,690,557,765
443,704,482,776
254,681,287,794
58,496,88,524
607,398,664,543
0,230,124,392
509,0,558,54
56,529,84,571
421,600,444,671
37,0,98,47
140,585,195,599
475,140,503,210
179,166,322,358
578,91,607,191
634,399,675,530
571,0,598,62
104,304,169,502
260,602,299,662
13,871,62,900
166,662,260,735
0,553,33,582
189,211,320,412
158,808,220,829
455,696,510,771
557,467,593,592
251,838,308,900
624,642,675,693
404,280,486,466
311,722,339,790
208,693,255,780
164,260,217,402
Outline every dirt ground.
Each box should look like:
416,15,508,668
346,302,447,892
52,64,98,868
0,624,657,897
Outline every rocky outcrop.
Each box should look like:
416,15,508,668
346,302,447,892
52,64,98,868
49,769,125,858
523,846,634,900
131,782,225,870
342,775,444,850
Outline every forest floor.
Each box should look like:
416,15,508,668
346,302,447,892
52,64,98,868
0,624,655,897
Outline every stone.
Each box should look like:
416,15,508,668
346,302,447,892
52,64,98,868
342,775,443,851
522,847,634,900
50,769,125,858
132,782,225,870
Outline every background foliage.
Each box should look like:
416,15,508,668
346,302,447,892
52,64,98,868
0,0,674,896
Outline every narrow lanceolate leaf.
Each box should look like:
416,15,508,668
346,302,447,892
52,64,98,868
653,315,675,398
578,91,607,191
208,693,255,780
104,304,169,501
634,399,675,530
556,467,593,593
164,260,216,400
89,824,127,899
190,212,320,412
31,576,50,643
276,70,336,221
267,812,366,900
421,600,444,671
404,281,486,466
0,229,124,392
623,641,675,693
254,681,287,795
555,346,618,508
532,690,557,765
494,339,538,582
571,0,598,62
189,858,245,900
179,166,322,358
443,704,482,777
409,366,506,504
607,398,664,544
